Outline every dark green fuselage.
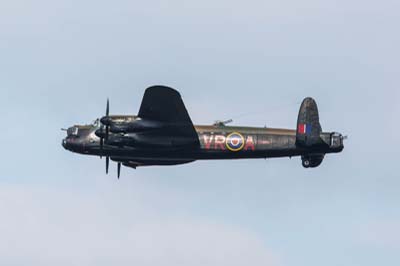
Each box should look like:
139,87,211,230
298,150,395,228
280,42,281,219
62,121,343,168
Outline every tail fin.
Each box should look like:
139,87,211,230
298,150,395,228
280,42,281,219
296,97,322,147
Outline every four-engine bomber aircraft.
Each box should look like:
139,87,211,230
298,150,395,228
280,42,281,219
62,86,344,178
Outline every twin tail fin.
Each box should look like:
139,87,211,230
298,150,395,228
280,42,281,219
296,97,322,147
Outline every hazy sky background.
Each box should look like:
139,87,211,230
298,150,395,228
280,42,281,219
1,0,399,265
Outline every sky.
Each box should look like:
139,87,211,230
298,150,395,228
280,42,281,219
0,0,399,265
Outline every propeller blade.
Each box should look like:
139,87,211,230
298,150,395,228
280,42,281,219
106,99,110,140
105,125,109,141
100,137,104,158
106,156,109,174
99,99,110,161
117,162,121,179
106,98,109,116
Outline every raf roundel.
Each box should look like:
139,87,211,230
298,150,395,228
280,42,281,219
226,132,245,152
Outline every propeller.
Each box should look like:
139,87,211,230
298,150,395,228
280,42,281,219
95,99,113,175
97,99,111,158
105,98,110,141
97,99,122,179
106,157,122,179
100,137,104,158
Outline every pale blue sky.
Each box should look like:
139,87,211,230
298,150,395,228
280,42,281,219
1,0,399,265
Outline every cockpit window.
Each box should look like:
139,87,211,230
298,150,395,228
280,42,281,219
92,119,100,127
67,127,79,137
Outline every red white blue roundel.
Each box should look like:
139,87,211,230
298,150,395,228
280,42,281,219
226,132,245,152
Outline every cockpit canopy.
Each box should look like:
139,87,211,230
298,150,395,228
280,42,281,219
92,118,100,127
67,127,79,137
67,119,101,137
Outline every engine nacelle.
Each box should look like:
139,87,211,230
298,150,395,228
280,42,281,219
110,119,163,134
105,133,198,149
105,135,133,146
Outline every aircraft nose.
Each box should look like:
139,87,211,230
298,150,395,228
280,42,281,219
62,138,68,149
62,138,76,151
62,137,86,153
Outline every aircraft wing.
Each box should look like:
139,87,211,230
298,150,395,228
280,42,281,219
138,86,200,147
